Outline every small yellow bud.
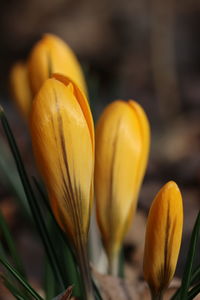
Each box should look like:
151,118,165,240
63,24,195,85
95,100,150,274
28,34,87,96
143,181,183,298
10,62,32,120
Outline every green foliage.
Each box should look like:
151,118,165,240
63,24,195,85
0,257,44,300
171,211,200,300
0,210,26,278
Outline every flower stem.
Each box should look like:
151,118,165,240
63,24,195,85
151,289,164,300
76,241,94,300
108,252,119,277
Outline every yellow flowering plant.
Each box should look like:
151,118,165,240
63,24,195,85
0,33,200,300
28,34,87,96
143,181,183,299
95,100,150,275
9,33,87,120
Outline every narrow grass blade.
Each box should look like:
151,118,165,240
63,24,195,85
118,247,125,278
34,177,103,299
190,265,200,285
59,235,82,298
179,210,200,299
33,177,82,298
15,296,25,300
0,241,7,258
92,280,103,300
188,283,200,300
33,177,74,255
0,256,44,300
0,210,26,278
171,265,200,300
0,138,27,211
0,107,65,290
1,274,27,300
44,261,55,300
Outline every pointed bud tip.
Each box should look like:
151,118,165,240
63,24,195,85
163,180,179,191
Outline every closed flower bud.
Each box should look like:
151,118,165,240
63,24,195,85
143,181,183,299
30,74,94,300
95,100,150,275
10,61,32,120
28,34,87,96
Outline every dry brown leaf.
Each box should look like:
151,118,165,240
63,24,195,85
53,286,74,300
93,269,140,300
93,268,181,300
138,278,181,300
60,286,73,300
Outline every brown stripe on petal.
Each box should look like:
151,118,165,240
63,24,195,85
53,88,85,246
50,114,73,217
50,91,76,232
157,202,172,290
164,202,170,277
47,50,53,78
57,110,84,243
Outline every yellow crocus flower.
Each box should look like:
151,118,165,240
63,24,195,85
10,61,32,120
30,74,94,300
143,181,183,299
28,33,87,96
95,100,150,275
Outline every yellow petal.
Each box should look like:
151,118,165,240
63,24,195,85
143,181,183,295
30,76,94,249
52,73,94,151
10,61,32,120
95,100,150,259
28,33,87,97
128,100,150,202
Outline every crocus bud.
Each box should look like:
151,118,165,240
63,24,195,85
30,74,94,300
143,181,183,299
10,62,32,120
28,34,87,96
95,100,150,275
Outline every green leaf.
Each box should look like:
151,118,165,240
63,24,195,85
0,240,7,258
33,177,82,298
33,179,102,299
0,138,27,211
0,107,65,291
33,177,74,256
179,210,200,299
0,256,44,300
92,280,103,300
1,274,26,300
190,265,200,285
0,209,26,278
44,260,55,300
172,265,200,300
118,247,125,278
188,282,200,300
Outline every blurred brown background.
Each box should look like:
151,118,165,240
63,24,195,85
0,0,200,299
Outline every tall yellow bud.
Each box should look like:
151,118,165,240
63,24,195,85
10,62,32,120
143,181,183,299
30,74,94,300
28,34,87,96
95,100,150,275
